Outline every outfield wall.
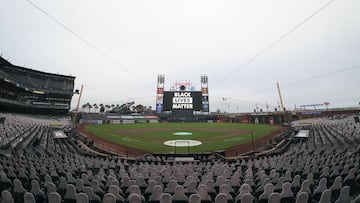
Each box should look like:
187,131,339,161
78,113,160,124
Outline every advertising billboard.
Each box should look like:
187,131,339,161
156,74,165,113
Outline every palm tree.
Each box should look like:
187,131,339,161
324,102,330,111
81,104,87,112
135,104,145,113
85,102,92,113
93,103,98,113
99,104,105,113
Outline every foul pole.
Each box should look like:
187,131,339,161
276,82,287,122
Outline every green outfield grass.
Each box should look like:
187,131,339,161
85,123,280,153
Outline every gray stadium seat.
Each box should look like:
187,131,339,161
58,177,68,198
335,186,351,203
148,185,163,202
330,176,342,201
258,183,274,203
184,181,197,196
164,180,177,194
214,193,228,203
76,193,89,203
279,182,294,203
45,182,57,197
318,189,331,203
268,192,281,203
295,192,308,203
219,184,233,201
48,192,62,203
108,185,124,203
1,190,14,203
102,193,116,203
313,177,327,201
159,193,172,203
297,180,311,198
197,184,211,203
76,179,85,193
188,193,201,203
30,180,45,203
235,183,251,202
23,192,36,203
13,178,27,203
172,185,188,203
3,168,15,187
241,193,254,203
91,180,105,199
64,184,77,203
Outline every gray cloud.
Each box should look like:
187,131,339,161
1,0,359,112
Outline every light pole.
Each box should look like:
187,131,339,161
222,97,231,113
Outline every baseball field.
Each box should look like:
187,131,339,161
84,123,281,154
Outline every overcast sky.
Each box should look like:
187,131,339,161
1,0,359,113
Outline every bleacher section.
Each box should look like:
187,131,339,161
1,112,360,202
0,57,75,113
290,117,360,152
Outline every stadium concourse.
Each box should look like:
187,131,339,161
0,112,360,203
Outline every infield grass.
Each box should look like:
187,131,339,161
85,123,280,153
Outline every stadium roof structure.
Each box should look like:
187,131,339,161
0,56,76,113
0,56,75,95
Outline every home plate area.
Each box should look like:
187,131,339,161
163,140,202,147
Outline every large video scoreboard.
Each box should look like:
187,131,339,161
156,75,209,115
163,91,202,111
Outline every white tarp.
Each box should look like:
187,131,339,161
53,131,68,139
295,130,309,138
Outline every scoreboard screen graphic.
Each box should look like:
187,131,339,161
163,91,203,111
